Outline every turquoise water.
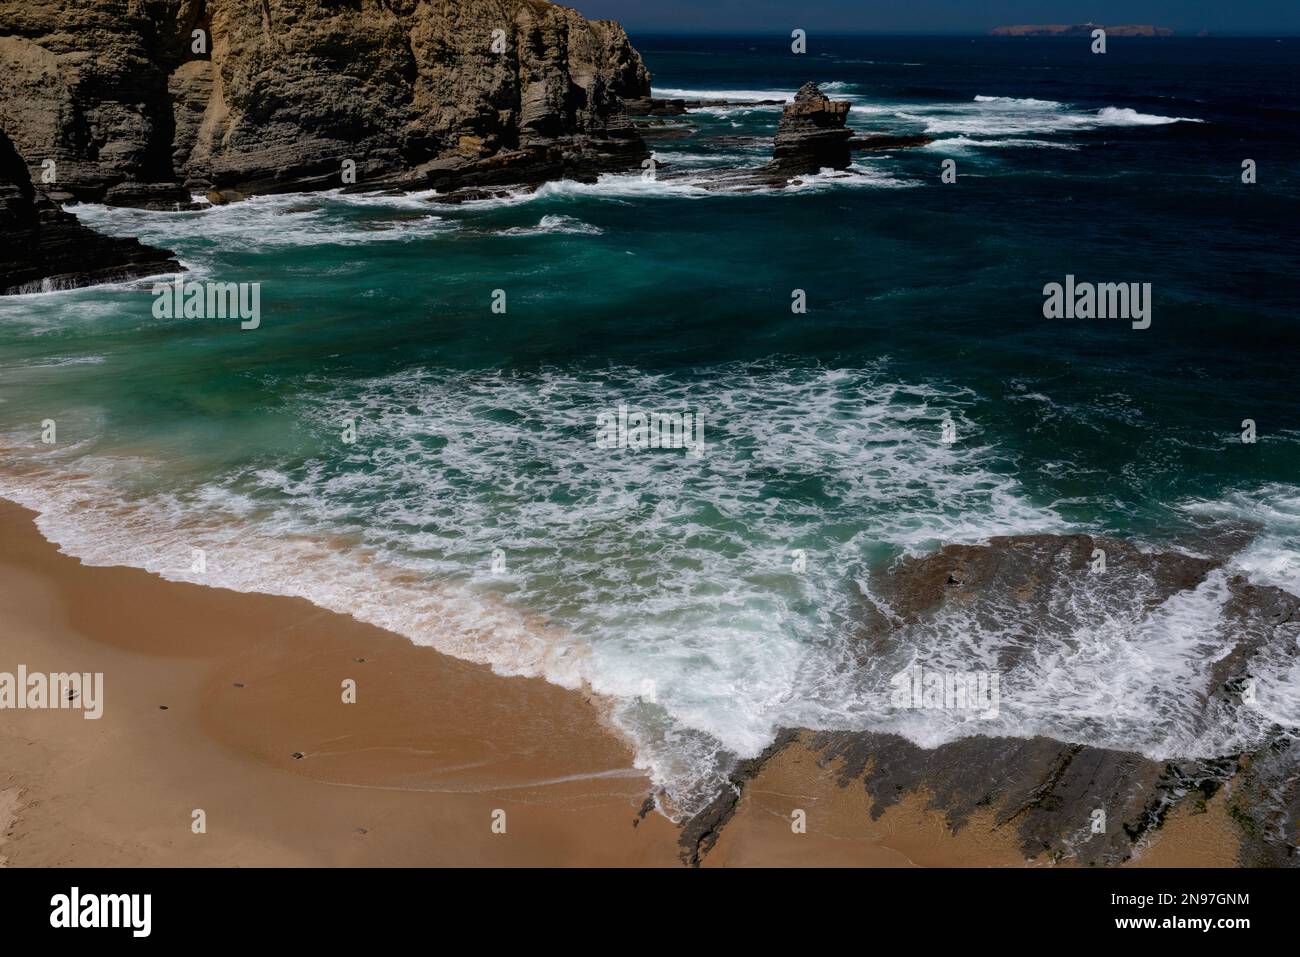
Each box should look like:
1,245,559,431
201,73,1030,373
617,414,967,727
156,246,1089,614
2,37,1298,814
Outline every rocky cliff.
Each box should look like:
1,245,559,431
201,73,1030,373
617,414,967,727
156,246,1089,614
0,129,179,294
0,0,652,206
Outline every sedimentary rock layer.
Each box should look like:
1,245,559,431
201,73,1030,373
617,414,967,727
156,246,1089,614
0,0,652,205
0,130,179,294
772,80,853,173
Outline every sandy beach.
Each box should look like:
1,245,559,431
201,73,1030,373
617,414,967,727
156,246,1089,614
0,500,680,866
0,501,1241,867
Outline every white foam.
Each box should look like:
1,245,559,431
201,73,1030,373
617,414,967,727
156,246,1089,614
71,192,457,250
0,362,1066,816
1182,484,1300,595
925,136,1081,153
1095,106,1205,126
783,163,922,191
973,95,1064,108
651,87,792,104
5,360,1292,816
498,214,604,236
898,96,1204,136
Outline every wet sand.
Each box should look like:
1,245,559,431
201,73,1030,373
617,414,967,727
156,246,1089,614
0,501,678,865
0,501,1240,866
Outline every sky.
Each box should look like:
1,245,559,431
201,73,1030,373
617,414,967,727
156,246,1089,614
572,1,1300,35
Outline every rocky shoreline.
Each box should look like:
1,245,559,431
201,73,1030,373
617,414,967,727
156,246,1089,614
0,0,656,292
0,2,937,291
0,0,652,204
1,130,179,295
679,533,1300,867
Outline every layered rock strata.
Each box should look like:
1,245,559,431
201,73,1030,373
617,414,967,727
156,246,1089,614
0,130,179,294
0,0,653,205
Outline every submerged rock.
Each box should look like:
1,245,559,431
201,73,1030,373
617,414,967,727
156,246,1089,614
851,132,934,151
681,533,1300,866
625,96,785,116
205,189,246,207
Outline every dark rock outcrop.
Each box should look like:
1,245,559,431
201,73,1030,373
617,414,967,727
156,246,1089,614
0,0,653,205
625,96,785,116
850,132,934,151
0,130,180,295
658,82,931,193
772,81,854,173
681,533,1300,866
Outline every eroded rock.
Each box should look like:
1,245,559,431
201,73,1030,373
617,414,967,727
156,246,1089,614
0,130,180,294
0,1,653,204
681,534,1300,866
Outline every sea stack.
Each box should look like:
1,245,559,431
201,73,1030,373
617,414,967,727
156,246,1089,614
772,81,854,173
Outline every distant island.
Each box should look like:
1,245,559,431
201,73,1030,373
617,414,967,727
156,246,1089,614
991,24,1174,37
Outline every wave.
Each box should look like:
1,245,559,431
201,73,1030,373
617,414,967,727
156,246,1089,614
497,214,604,237
72,191,458,251
1095,106,1206,126
972,95,1065,108
830,60,925,67
925,136,1081,153
0,266,184,304
899,98,1205,136
651,86,792,104
1181,484,1300,595
783,162,923,191
0,362,1065,815
0,354,105,369
3,370,1296,813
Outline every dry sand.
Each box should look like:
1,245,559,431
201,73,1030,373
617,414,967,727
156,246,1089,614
0,501,1239,866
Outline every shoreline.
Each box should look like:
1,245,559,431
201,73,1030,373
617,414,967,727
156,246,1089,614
0,500,680,866
0,500,1246,866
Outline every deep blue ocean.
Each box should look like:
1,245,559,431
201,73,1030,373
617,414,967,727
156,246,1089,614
2,36,1297,814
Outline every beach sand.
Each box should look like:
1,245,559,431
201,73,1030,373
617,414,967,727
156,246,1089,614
0,501,1240,866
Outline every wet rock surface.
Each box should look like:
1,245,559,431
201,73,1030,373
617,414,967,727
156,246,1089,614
681,534,1300,866
647,82,932,193
0,130,179,294
772,81,854,173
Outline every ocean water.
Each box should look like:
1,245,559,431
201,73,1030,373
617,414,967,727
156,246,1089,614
2,36,1298,816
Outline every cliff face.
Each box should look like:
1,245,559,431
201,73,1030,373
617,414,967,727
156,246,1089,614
0,129,180,294
0,0,652,205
